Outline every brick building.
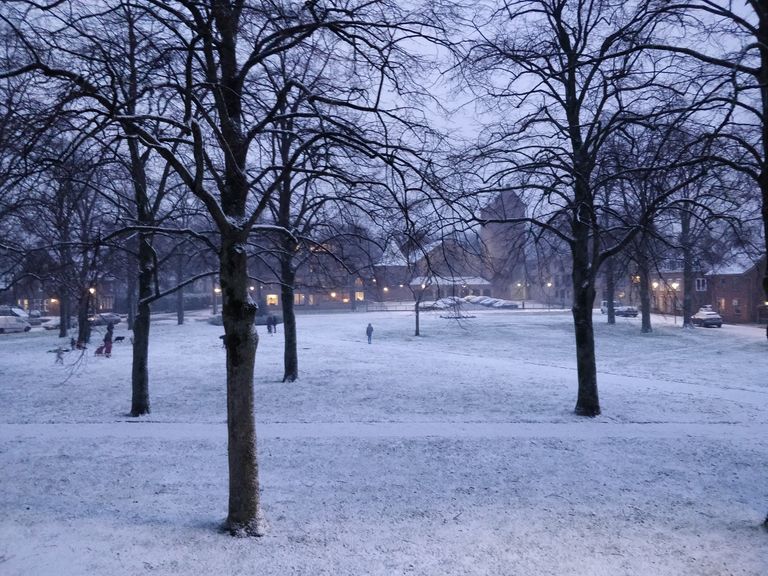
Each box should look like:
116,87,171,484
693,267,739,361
705,255,767,324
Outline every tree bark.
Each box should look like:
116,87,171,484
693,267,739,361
130,231,152,416
680,204,694,328
76,289,91,345
126,270,136,331
572,270,600,417
637,250,653,333
605,257,615,325
213,2,264,536
571,173,600,416
58,287,69,338
220,235,262,536
280,260,298,382
176,252,185,326
759,12,768,335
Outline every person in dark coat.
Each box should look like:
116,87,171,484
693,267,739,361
103,322,114,358
366,323,373,344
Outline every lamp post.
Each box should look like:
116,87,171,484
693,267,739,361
213,286,221,315
546,281,553,310
88,287,96,316
671,282,679,325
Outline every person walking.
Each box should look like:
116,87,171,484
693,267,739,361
103,322,114,358
366,322,373,344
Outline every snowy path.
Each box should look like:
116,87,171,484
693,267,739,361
2,420,767,440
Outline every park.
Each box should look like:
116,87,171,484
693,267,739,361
1,308,766,575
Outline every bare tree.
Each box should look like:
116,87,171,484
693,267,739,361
1,0,440,535
647,1,768,337
453,0,712,415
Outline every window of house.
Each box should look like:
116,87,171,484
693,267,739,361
732,298,739,307
355,291,365,302
718,298,726,311
695,278,707,292
266,294,278,306
294,293,306,305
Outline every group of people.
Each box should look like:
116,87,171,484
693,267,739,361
266,315,278,334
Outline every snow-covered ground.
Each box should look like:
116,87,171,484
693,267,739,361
0,309,766,575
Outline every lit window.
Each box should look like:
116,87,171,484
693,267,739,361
266,294,278,306
355,291,365,301
294,293,306,305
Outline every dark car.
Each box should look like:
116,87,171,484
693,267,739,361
600,300,638,317
88,313,122,326
691,306,722,328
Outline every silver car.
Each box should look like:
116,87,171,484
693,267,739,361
691,307,723,328
0,316,32,334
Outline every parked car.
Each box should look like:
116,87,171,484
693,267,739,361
88,313,121,326
691,306,723,328
0,305,29,318
0,316,32,334
600,300,639,317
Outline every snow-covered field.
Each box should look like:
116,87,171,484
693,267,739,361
0,309,766,575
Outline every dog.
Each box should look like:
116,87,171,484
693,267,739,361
114,336,126,343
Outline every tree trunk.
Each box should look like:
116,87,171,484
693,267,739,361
176,252,185,326
126,271,136,331
130,232,152,416
280,260,298,382
572,278,600,416
76,289,91,345
572,204,600,416
680,205,694,328
637,252,653,334
220,236,262,536
414,300,421,336
58,287,69,338
605,257,615,325
759,16,768,337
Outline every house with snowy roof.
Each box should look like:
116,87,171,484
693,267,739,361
371,238,493,302
705,254,767,324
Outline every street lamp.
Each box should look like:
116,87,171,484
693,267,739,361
213,286,221,315
546,281,553,310
670,282,679,324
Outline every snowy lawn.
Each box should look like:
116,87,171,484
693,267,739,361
0,309,766,575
